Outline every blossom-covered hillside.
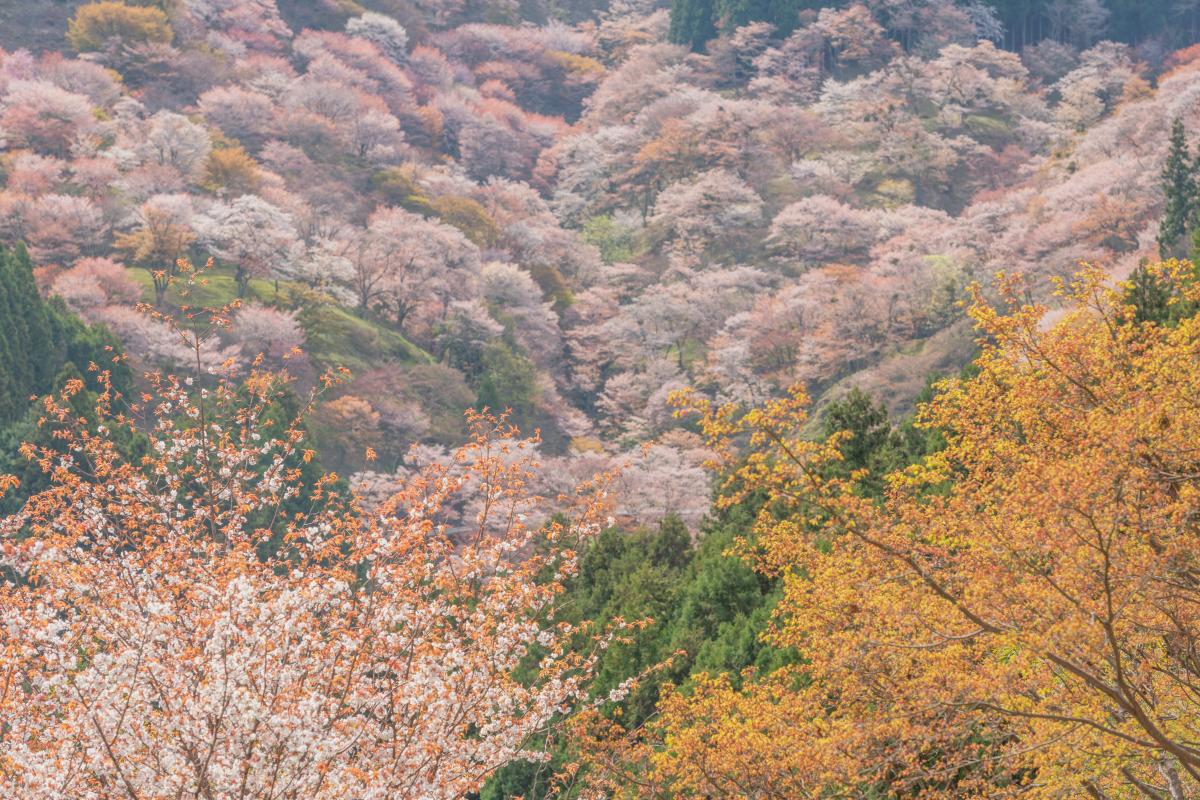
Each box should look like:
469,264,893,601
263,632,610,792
0,0,1197,522
9,2,1200,799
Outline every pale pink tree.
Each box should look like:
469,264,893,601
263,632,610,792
338,207,480,331
197,84,278,146
23,193,107,265
68,157,122,200
346,12,409,64
612,441,711,530
195,195,300,295
91,305,241,372
595,356,686,440
456,101,559,182
347,104,404,162
342,364,435,466
37,53,122,106
613,266,767,371
6,153,65,196
479,260,562,370
809,3,897,74
291,29,415,112
436,298,504,362
230,301,306,368
767,195,883,264
286,237,356,297
0,79,95,156
138,110,213,180
50,257,142,316
178,0,292,53
0,190,30,243
648,169,763,260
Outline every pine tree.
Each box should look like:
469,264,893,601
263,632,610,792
670,0,801,49
1159,118,1197,257
668,0,717,50
718,0,800,37
0,246,35,424
12,243,58,392
0,243,124,427
1127,261,1179,325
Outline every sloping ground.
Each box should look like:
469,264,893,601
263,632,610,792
818,59,1200,416
0,0,80,53
812,320,979,421
126,267,431,374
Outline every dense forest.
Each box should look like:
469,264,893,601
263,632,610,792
667,0,1200,51
2,0,1200,797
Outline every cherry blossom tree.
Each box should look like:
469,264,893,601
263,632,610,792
230,301,305,368
37,52,122,106
479,260,563,370
611,266,768,371
49,256,141,315
341,365,434,465
0,79,95,156
91,304,241,371
314,393,385,471
5,153,65,196
437,298,505,372
346,12,409,64
612,440,710,530
338,207,480,332
347,105,405,162
114,194,196,307
647,169,763,260
178,0,292,53
0,334,613,797
23,193,107,265
195,195,300,296
197,84,278,147
139,111,213,180
767,195,883,265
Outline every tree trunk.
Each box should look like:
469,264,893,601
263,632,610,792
1160,760,1187,800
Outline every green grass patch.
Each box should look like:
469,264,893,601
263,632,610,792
127,266,282,307
127,266,431,372
298,302,430,372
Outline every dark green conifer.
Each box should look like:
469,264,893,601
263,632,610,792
1159,118,1198,257
668,0,717,50
0,243,128,427
718,0,800,37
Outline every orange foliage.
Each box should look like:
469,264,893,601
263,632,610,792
0,292,618,797
1162,43,1200,80
203,145,262,196
587,263,1200,798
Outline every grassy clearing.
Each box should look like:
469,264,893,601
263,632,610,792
127,266,431,372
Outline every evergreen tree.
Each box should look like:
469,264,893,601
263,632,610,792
668,500,789,683
1159,118,1197,257
0,357,141,516
717,0,800,37
0,242,134,512
475,341,539,434
0,244,67,425
1128,261,1181,326
668,0,717,50
670,0,805,49
820,386,948,497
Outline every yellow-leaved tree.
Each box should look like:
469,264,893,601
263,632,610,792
601,262,1200,799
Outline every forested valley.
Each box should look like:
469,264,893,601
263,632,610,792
3,0,1200,797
